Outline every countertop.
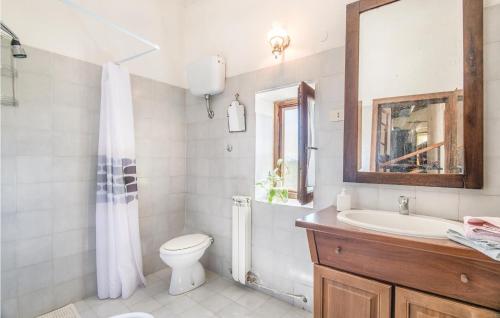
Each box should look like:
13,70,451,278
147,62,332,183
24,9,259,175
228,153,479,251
295,206,498,263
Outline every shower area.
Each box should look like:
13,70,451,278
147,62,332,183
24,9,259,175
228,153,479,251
0,8,188,317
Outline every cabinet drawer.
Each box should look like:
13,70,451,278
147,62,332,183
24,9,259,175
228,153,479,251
395,287,499,318
315,231,500,310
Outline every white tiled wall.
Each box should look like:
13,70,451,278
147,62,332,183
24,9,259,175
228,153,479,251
184,48,345,311
184,5,500,311
1,45,187,318
1,4,499,318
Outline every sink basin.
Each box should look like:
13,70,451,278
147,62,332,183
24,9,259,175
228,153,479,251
337,210,463,239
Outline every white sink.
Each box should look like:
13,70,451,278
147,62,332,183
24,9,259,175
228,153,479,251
337,210,463,239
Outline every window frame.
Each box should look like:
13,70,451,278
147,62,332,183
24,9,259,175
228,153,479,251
274,98,299,199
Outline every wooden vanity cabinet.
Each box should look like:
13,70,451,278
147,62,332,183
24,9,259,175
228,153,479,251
296,208,500,318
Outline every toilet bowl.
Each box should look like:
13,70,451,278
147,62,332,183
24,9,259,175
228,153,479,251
159,233,213,295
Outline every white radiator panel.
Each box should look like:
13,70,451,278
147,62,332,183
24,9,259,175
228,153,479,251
231,196,251,284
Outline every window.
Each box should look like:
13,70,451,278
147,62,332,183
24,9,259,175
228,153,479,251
255,82,316,206
274,98,299,198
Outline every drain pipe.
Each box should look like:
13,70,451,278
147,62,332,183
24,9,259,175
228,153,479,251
245,271,308,304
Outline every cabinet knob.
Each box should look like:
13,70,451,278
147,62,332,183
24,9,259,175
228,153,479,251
335,247,342,254
460,274,469,284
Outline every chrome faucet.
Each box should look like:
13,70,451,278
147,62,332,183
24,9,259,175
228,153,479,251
398,196,410,215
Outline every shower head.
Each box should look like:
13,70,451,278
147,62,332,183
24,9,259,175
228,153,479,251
10,38,27,58
0,22,28,58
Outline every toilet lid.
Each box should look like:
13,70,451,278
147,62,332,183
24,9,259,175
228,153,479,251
161,234,209,251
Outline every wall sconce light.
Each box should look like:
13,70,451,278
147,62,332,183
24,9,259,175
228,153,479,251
267,24,290,59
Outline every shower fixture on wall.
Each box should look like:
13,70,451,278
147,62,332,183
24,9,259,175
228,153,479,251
1,21,27,107
0,22,28,58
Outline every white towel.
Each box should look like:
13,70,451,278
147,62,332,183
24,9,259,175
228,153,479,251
447,229,500,261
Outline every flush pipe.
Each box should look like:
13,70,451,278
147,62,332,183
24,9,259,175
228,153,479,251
205,94,215,119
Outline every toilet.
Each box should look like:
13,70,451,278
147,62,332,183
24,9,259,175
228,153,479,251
159,233,213,295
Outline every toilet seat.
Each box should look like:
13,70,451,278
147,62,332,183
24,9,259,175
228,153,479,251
160,234,211,255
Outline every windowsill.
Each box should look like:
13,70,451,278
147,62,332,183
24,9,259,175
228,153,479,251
254,196,314,209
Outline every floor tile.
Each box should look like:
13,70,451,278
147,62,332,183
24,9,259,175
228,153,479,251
185,283,215,302
180,303,215,318
283,307,313,318
73,269,312,318
83,296,109,310
234,289,271,310
73,300,91,313
151,306,179,318
153,291,176,306
161,294,197,315
120,289,151,307
144,280,169,297
199,293,233,313
219,284,251,302
128,298,163,313
80,310,98,318
253,298,292,318
93,300,129,318
206,270,219,282
205,276,235,293
216,302,251,318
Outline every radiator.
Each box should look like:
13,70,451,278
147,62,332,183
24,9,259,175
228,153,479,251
231,196,252,284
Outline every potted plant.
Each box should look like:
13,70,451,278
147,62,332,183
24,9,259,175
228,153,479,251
256,159,289,203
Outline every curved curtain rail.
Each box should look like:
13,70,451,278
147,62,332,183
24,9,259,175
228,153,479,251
60,0,160,64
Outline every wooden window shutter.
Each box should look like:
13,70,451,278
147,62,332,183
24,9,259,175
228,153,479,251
298,81,315,205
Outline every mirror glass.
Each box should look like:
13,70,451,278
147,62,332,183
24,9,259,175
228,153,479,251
358,0,464,174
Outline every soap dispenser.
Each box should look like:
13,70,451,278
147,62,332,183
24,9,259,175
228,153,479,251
336,188,351,212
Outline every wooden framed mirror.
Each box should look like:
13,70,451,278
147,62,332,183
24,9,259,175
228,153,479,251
343,0,483,188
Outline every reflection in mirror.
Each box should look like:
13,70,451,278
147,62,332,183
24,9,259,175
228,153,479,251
358,0,464,175
366,91,464,174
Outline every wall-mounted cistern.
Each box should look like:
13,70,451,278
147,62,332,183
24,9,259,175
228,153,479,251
399,196,410,215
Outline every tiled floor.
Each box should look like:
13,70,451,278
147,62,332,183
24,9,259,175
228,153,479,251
74,269,312,318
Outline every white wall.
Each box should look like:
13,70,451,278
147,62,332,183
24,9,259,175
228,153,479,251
4,0,498,89
182,0,353,83
0,45,188,318
1,0,185,86
183,0,497,87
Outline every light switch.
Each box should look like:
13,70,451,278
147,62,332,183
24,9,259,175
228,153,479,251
329,109,344,122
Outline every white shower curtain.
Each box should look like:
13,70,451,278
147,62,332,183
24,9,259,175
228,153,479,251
96,62,145,299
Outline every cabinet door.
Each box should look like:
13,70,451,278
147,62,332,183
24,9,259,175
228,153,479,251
395,287,499,318
314,265,391,318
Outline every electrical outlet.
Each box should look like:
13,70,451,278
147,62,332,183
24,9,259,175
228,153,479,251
329,109,344,122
